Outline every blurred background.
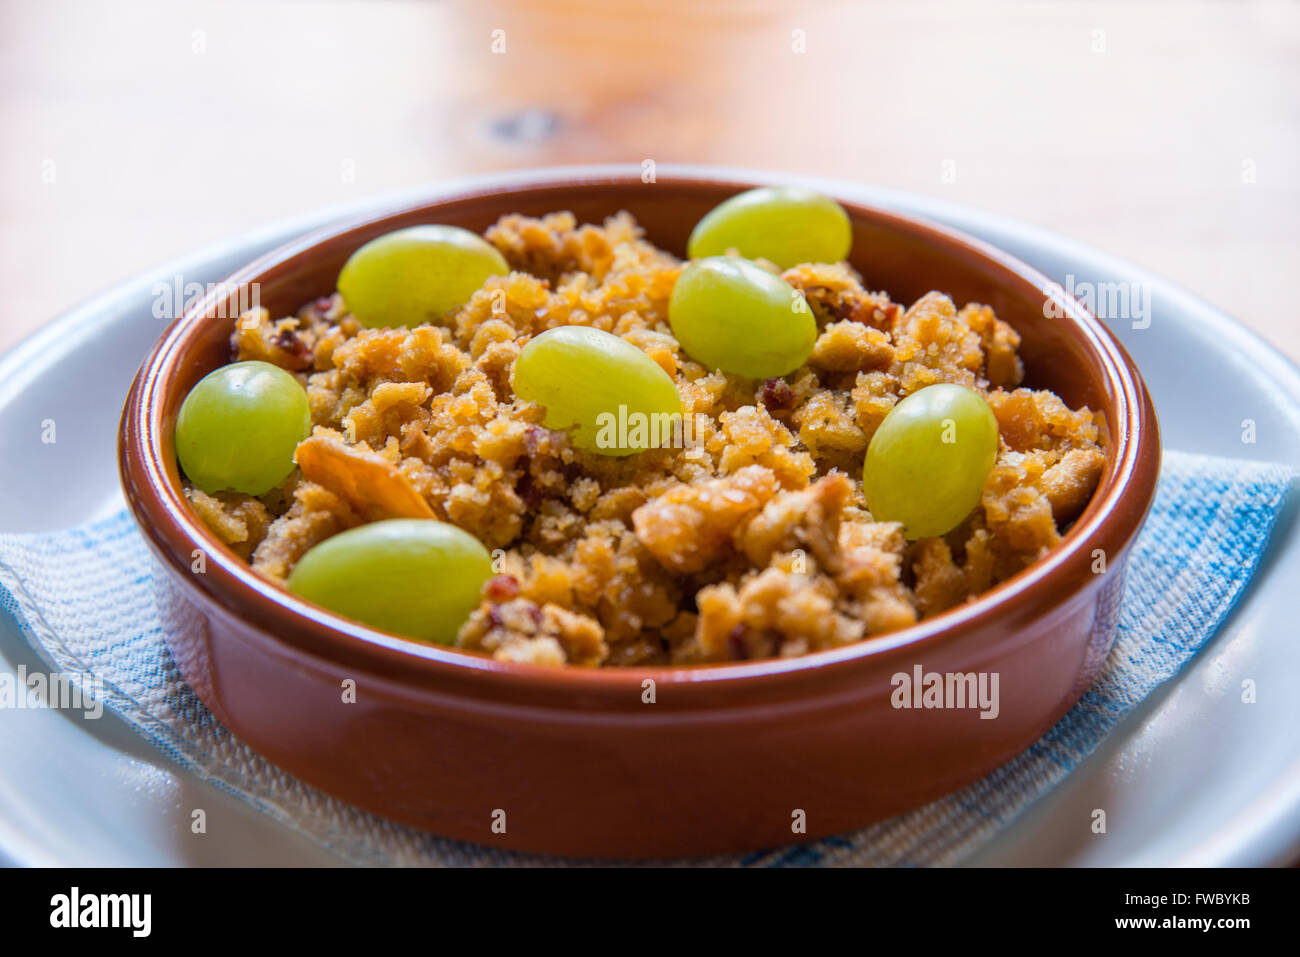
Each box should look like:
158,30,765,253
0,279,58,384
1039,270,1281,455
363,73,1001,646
1,0,1296,359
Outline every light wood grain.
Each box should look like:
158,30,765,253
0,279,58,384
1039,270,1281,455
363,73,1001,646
1,0,1296,362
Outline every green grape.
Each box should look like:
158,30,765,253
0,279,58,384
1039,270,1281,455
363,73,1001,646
287,519,492,644
862,383,999,540
687,186,852,268
668,256,816,379
513,325,683,455
337,224,509,328
175,360,311,496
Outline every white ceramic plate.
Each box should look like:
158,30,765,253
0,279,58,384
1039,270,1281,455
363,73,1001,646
1,166,1297,866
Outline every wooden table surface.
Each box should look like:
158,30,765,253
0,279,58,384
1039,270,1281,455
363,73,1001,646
1,0,1296,363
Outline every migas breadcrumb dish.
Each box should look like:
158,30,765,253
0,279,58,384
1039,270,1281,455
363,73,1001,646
175,188,1107,665
175,187,1107,668
119,176,1158,857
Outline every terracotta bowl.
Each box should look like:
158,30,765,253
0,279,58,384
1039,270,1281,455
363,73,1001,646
119,173,1159,859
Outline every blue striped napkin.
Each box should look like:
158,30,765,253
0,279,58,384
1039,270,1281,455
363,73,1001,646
0,450,1293,866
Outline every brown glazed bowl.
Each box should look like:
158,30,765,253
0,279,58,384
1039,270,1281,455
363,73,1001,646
119,172,1159,860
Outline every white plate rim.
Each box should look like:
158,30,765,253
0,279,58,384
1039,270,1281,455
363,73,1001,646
1,163,1298,866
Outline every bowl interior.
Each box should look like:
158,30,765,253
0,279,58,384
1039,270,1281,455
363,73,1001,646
134,174,1148,691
